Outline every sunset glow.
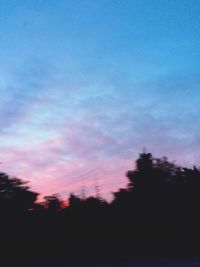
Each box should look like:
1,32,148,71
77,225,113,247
0,0,199,200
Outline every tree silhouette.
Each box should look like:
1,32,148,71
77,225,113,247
0,172,38,213
44,194,64,212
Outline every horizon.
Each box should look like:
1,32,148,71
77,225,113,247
0,0,200,201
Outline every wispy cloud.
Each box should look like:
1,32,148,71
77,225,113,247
0,68,200,201
0,0,199,200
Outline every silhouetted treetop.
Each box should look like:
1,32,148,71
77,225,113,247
136,152,153,172
44,194,64,212
126,153,181,192
0,172,38,212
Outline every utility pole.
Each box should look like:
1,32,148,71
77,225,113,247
81,183,86,200
94,177,100,199
142,146,147,154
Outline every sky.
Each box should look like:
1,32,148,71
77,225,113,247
0,0,200,201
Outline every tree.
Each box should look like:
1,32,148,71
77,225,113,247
0,172,38,212
68,193,83,209
43,194,64,212
126,152,154,191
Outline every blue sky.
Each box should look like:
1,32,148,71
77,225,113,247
0,0,200,200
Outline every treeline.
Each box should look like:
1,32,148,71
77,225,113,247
1,152,200,258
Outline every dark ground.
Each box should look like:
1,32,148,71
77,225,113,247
3,257,200,267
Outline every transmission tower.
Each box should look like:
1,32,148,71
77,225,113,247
94,177,100,199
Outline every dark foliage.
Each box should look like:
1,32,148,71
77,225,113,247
1,152,200,261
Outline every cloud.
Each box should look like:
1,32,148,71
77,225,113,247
0,59,200,201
